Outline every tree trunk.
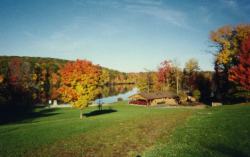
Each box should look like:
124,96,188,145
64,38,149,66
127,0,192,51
176,74,179,95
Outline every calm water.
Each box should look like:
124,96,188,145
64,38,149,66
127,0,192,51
95,85,138,104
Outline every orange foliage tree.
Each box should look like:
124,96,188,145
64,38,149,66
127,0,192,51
58,60,101,119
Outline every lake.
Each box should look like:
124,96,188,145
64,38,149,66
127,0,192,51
95,84,138,104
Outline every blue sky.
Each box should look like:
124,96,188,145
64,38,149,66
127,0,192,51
0,0,249,72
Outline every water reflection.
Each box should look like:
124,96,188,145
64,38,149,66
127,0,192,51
95,84,138,104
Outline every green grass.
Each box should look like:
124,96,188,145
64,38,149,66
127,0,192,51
0,102,249,157
145,103,250,157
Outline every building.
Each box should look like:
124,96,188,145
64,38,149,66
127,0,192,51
129,91,179,106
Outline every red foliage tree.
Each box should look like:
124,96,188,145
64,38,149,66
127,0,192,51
157,60,172,89
8,58,22,87
229,36,250,91
50,73,60,100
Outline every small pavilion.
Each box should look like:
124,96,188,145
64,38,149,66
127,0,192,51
129,91,179,106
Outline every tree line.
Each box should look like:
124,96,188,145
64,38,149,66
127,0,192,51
136,58,212,104
0,56,137,110
136,24,250,104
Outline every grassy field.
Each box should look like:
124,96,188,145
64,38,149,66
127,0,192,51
0,102,249,157
145,103,250,157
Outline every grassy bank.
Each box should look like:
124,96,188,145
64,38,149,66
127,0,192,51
0,102,249,157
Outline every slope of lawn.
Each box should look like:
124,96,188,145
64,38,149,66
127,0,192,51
1,102,249,157
0,101,195,157
145,103,250,157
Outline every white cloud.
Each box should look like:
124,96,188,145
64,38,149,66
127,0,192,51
128,5,188,27
197,6,213,24
123,0,162,6
72,0,192,30
221,0,238,9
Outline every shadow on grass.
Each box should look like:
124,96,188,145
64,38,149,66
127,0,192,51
84,109,117,117
0,107,60,125
207,144,249,157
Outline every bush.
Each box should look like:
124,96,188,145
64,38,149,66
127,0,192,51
192,89,201,101
178,91,188,103
117,97,123,101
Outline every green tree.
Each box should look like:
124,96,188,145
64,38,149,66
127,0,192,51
192,89,201,101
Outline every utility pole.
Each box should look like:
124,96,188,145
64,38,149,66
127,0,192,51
173,59,180,95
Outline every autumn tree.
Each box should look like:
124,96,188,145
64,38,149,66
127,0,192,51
100,69,110,86
183,58,200,92
172,60,182,95
210,24,250,101
157,60,173,91
8,58,22,88
229,36,250,99
184,58,199,74
157,59,182,94
58,60,101,119
46,62,61,101
137,72,149,92
8,58,34,106
50,72,60,100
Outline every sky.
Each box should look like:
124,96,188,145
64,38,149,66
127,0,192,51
0,0,249,72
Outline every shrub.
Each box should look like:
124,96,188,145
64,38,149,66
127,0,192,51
192,89,201,101
117,97,123,101
178,91,188,103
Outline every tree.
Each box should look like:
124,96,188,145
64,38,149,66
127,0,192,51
50,72,60,100
58,60,101,119
157,60,173,90
210,24,250,101
7,58,34,107
137,72,150,92
157,59,182,94
183,58,200,91
100,69,110,86
8,58,22,88
192,89,201,101
0,75,3,84
172,60,182,95
229,36,250,98
184,58,199,73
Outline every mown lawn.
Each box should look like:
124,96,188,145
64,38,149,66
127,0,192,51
145,103,250,157
0,102,249,157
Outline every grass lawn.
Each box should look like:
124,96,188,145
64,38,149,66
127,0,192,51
145,103,250,157
0,101,249,157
